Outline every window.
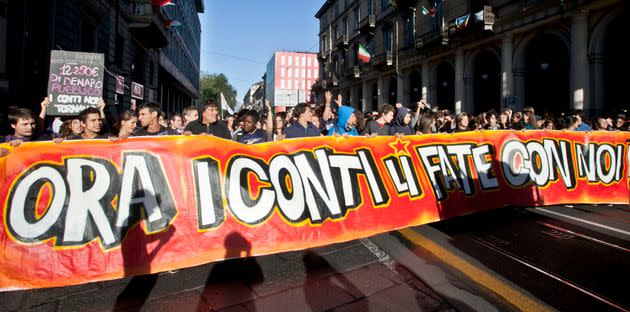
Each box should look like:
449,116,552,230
433,0,444,31
115,33,124,67
322,35,327,52
295,80,299,89
404,15,414,48
302,56,306,66
288,80,292,89
281,55,285,65
308,57,312,67
302,80,306,89
307,80,312,89
281,67,285,77
383,26,393,52
368,0,374,15
343,17,348,36
334,24,339,39
366,37,375,55
380,0,389,10
81,17,97,52
322,14,328,28
307,69,311,78
288,68,292,78
344,0,349,10
470,0,484,13
281,79,285,89
288,56,292,66
295,56,299,65
335,2,339,17
353,7,360,33
302,68,305,78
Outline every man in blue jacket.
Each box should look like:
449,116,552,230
327,105,359,136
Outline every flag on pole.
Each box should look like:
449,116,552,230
455,14,470,29
152,0,175,7
164,20,182,28
358,44,371,63
221,93,234,115
421,5,429,15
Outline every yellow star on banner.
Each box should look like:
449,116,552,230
388,138,411,156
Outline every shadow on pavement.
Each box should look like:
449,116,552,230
195,232,263,312
303,251,368,311
113,225,175,312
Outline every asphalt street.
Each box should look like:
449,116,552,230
2,204,628,312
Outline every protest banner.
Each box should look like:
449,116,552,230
46,50,105,116
0,131,628,290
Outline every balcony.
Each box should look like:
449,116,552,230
323,72,338,88
318,50,328,61
336,34,349,48
128,0,168,48
415,28,448,50
344,65,361,79
372,51,393,68
445,6,496,43
391,0,420,11
359,14,376,36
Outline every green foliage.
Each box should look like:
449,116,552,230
199,73,237,109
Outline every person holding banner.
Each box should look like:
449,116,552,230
60,107,116,141
184,101,231,139
362,103,395,137
4,97,50,147
284,102,322,139
116,110,139,139
182,106,199,128
391,107,414,135
134,102,178,136
327,105,360,137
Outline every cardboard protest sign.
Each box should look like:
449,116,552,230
47,50,105,115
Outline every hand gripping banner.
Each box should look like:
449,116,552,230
1,131,629,290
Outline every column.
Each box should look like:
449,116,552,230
570,11,590,112
421,61,429,102
350,86,358,109
501,33,514,105
362,81,369,112
454,49,465,114
396,74,404,105
590,53,604,114
377,76,384,107
464,77,474,113
513,68,526,112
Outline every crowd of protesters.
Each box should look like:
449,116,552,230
1,91,629,156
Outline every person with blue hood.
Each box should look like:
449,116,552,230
328,105,359,136
390,106,414,135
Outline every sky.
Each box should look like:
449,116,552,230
199,0,324,102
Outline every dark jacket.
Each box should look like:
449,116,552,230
184,120,231,139
285,122,321,138
390,107,413,135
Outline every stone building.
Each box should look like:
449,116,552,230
0,0,202,118
315,0,627,116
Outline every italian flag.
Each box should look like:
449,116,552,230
358,44,371,63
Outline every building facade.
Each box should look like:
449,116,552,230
159,0,203,114
0,0,202,119
264,51,319,112
243,80,265,110
315,0,627,116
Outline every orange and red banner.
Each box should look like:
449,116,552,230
1,131,629,290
